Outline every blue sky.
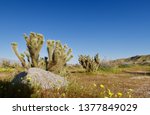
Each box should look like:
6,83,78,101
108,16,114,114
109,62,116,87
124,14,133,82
0,0,150,64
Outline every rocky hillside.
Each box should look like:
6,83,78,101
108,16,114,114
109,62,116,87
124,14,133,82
113,55,150,65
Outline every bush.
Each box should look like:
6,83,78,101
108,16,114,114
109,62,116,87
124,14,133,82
1,60,11,68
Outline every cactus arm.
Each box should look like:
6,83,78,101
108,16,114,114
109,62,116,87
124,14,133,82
47,40,54,63
66,55,73,62
11,42,27,68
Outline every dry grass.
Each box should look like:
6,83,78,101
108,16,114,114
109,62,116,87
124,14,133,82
67,72,150,98
0,65,150,98
30,72,150,98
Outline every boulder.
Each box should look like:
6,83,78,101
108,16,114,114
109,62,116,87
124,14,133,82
12,68,68,89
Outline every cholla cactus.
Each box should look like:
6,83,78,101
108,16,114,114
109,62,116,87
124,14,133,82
47,40,73,72
11,42,27,68
78,53,100,72
24,32,44,67
11,32,44,68
11,32,73,73
94,53,100,64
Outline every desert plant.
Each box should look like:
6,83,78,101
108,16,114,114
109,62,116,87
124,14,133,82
24,32,44,67
1,60,11,68
11,32,73,73
11,42,27,68
78,53,100,72
11,33,44,68
46,40,73,72
10,62,20,68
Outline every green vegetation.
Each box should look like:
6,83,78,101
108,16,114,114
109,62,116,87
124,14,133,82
0,68,14,73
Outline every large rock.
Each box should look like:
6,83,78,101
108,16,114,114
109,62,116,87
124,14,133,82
12,68,68,89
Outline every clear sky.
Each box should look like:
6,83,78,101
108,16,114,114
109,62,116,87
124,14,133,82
0,0,150,64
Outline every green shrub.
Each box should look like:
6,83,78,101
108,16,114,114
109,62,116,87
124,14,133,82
98,61,122,74
118,63,132,68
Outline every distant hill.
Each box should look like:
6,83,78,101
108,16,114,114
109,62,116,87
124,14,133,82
113,55,150,65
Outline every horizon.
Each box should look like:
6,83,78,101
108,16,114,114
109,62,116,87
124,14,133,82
0,0,150,64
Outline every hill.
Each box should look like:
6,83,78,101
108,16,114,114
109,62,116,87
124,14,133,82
113,54,150,65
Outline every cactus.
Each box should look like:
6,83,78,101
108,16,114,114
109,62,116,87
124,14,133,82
47,40,73,72
78,54,100,72
24,32,44,67
24,51,31,65
11,32,73,73
11,42,27,68
11,32,44,68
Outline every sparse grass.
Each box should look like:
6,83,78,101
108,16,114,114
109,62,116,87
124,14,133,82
121,64,150,71
0,67,14,73
98,66,122,74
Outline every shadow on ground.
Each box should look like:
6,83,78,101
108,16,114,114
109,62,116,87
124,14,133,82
0,72,34,98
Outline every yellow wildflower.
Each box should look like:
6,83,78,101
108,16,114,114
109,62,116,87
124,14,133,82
62,93,66,97
108,89,113,97
117,92,123,97
100,84,105,88
27,77,31,81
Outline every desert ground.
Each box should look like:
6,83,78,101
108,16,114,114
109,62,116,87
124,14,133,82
0,62,150,98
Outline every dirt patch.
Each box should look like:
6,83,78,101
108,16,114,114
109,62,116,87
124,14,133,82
124,70,150,75
130,76,150,79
